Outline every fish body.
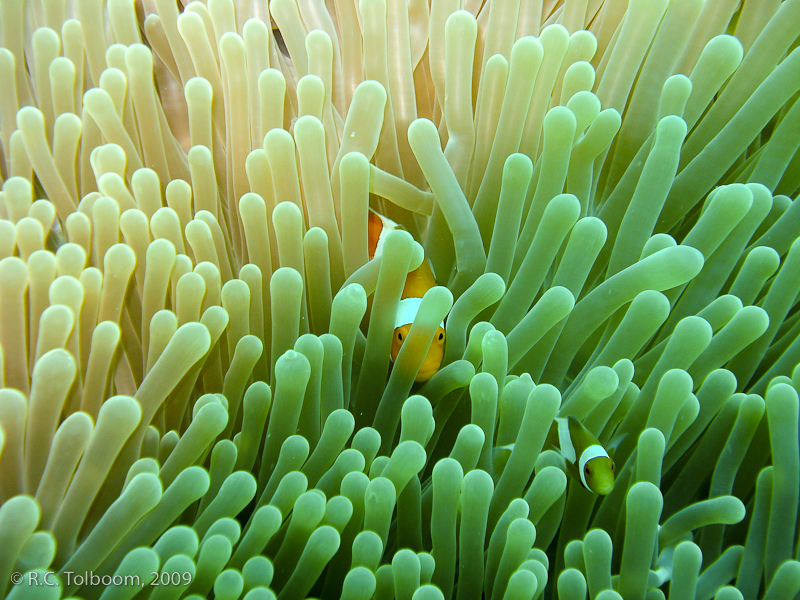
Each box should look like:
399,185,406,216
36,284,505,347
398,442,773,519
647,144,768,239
368,209,445,382
546,416,615,495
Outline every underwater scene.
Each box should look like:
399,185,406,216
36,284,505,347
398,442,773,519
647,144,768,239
0,0,799,599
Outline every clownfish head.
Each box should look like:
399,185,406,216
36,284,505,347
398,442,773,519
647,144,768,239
583,455,615,495
391,325,446,382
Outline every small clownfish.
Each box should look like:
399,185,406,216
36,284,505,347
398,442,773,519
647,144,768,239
368,209,446,382
546,416,615,495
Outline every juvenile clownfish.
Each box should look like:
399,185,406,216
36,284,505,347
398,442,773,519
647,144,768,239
368,209,446,382
546,416,615,495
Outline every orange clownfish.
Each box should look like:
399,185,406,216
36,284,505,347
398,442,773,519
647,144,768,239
368,209,446,382
546,416,616,495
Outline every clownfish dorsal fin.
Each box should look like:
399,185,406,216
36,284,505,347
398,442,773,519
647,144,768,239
566,415,603,456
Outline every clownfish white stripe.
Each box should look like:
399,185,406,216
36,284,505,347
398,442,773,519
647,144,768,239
373,211,398,258
579,445,610,490
395,297,446,329
396,297,423,327
556,417,576,464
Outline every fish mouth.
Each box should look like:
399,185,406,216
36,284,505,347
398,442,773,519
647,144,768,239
415,366,438,382
595,484,614,495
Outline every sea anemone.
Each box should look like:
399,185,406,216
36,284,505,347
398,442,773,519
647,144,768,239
1,0,799,599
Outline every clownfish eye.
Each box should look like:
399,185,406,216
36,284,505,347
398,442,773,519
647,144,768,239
611,463,615,472
398,332,403,341
438,332,444,341
584,466,591,476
